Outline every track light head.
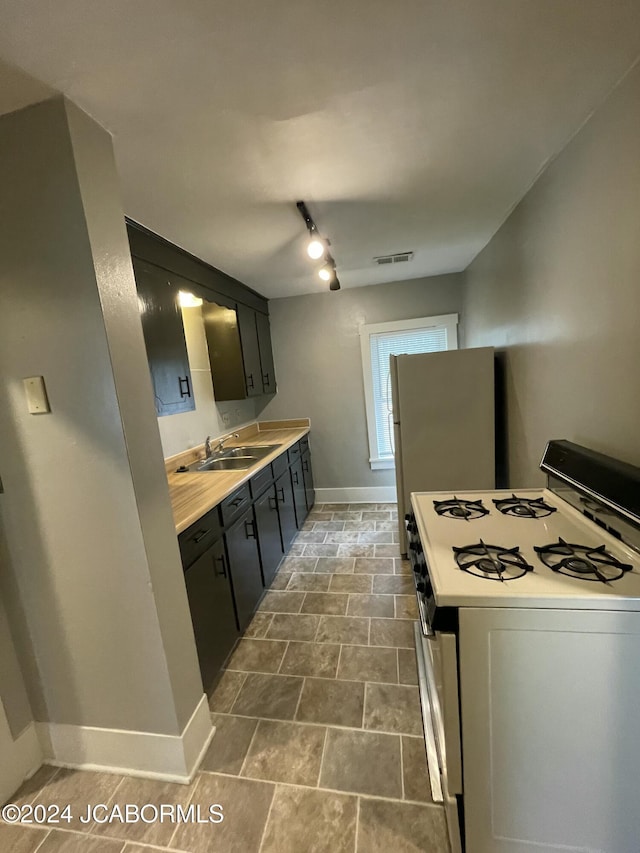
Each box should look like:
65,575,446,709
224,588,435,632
318,262,333,281
329,278,341,291
307,235,325,260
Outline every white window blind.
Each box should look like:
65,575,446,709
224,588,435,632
370,326,449,460
359,314,458,469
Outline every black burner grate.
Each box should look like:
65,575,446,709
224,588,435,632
453,540,534,581
493,494,557,519
434,497,489,521
534,538,632,583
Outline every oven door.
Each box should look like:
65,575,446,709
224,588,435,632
415,622,463,853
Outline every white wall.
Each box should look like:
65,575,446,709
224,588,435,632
0,96,203,739
262,274,464,491
463,61,640,486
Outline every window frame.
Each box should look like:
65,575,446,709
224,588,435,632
359,313,459,470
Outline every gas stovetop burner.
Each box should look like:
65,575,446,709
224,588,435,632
493,494,557,519
534,538,633,583
453,540,534,581
434,497,489,520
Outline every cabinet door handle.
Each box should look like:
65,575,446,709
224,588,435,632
229,497,244,508
192,529,208,544
268,495,278,510
178,376,192,398
215,555,227,578
244,519,256,539
292,470,299,485
246,373,254,389
302,460,308,473
277,487,285,504
262,372,270,387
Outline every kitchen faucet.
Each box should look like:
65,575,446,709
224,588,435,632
204,432,240,458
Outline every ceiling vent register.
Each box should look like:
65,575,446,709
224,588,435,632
374,252,414,265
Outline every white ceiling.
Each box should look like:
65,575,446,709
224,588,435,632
1,1,639,299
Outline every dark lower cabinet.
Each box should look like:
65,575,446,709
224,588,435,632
301,450,315,510
224,508,264,631
253,486,284,588
276,470,298,549
183,538,238,693
290,457,308,527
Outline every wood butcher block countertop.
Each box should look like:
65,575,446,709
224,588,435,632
166,420,310,534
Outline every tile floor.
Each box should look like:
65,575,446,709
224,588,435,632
1,503,450,853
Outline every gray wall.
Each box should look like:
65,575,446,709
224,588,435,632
0,97,202,735
262,275,464,489
463,62,640,486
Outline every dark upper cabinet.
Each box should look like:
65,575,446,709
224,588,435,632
237,304,262,398
256,312,277,395
133,258,195,416
202,301,247,402
183,538,239,693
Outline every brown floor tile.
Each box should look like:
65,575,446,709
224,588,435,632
32,768,123,832
307,511,334,521
356,798,448,853
171,772,274,853
280,641,340,678
301,592,349,615
372,575,415,595
325,531,361,543
395,595,418,619
347,593,394,618
329,574,373,594
315,615,369,645
344,520,375,531
337,645,398,683
94,774,195,846
296,678,364,727
374,544,402,558
359,532,395,544
242,720,326,785
287,543,305,556
313,521,346,531
283,554,318,570
314,557,355,573
321,503,350,511
202,714,260,774
402,736,435,803
337,543,375,558
303,544,340,557
0,823,48,853
332,511,363,521
395,559,413,576
364,683,423,735
287,573,331,592
370,618,415,649
258,590,305,613
232,672,303,720
227,638,288,673
38,831,124,852
261,786,357,853
294,532,327,544
375,521,396,531
209,670,247,712
398,648,419,686
354,558,395,574
319,729,402,799
243,612,274,639
266,613,320,641
270,572,292,590
361,511,391,521
9,763,59,806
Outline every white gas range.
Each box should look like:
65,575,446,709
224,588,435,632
406,441,640,853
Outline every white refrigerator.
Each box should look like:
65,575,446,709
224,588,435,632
391,347,495,552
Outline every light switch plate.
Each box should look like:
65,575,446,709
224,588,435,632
24,376,51,414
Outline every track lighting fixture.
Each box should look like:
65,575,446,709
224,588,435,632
296,200,341,291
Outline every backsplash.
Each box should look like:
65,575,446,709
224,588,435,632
156,304,257,458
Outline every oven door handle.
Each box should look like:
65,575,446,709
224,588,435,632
414,623,444,803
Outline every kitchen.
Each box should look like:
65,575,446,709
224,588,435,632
1,3,640,852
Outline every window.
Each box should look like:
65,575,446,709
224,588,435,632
359,314,458,469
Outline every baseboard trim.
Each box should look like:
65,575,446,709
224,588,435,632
37,693,214,784
315,486,397,504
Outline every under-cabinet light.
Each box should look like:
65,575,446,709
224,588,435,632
178,291,203,308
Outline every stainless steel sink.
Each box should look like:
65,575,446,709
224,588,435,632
223,444,280,459
176,443,282,473
195,456,256,471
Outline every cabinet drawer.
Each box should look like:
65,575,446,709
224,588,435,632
220,484,251,527
288,441,302,463
272,451,288,479
250,463,274,499
178,507,222,570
